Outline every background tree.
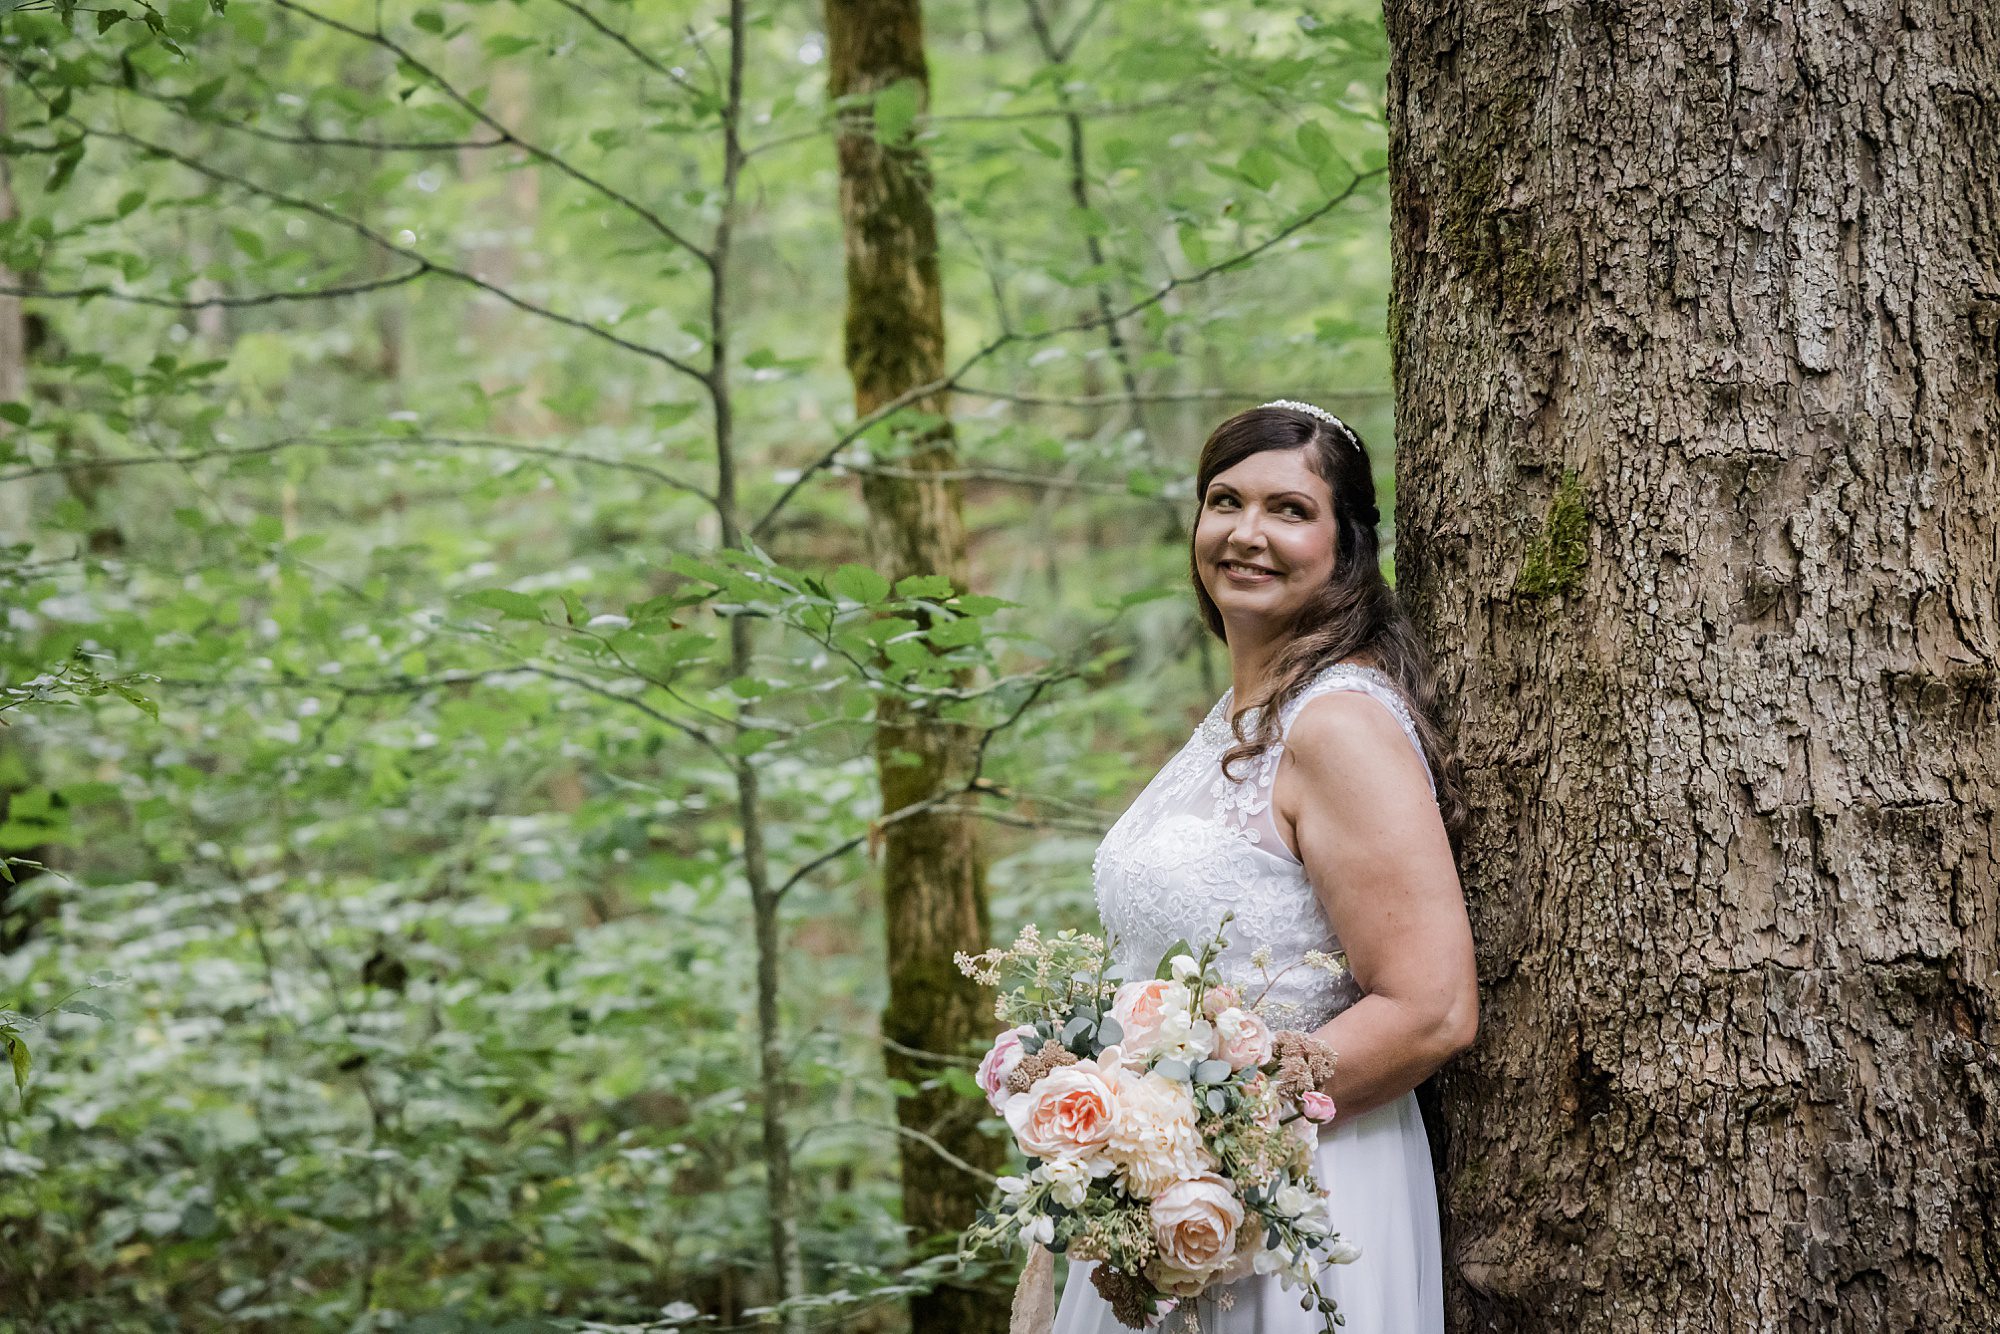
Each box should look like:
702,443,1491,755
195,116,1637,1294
823,4,1006,1333
1385,0,2000,1326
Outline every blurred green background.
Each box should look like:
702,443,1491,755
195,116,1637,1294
0,1,1397,1328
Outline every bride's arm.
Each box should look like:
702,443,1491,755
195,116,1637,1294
1277,691,1478,1123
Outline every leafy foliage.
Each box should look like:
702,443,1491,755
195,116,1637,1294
0,0,1396,1328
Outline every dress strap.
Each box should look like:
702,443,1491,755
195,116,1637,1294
1279,663,1438,800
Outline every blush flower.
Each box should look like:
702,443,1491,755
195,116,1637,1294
1299,1090,1337,1123
976,1024,1036,1113
1110,979,1177,1058
1211,1007,1274,1072
1200,985,1241,1020
1146,1173,1245,1294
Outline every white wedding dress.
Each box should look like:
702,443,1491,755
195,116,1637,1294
1053,661,1445,1334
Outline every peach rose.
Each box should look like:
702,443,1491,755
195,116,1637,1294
1211,1007,1274,1072
1147,1172,1244,1292
1299,1091,1338,1123
1110,978,1177,1057
1003,1059,1119,1160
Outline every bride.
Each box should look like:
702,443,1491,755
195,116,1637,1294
1051,402,1479,1334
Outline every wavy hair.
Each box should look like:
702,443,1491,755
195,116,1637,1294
1189,405,1469,845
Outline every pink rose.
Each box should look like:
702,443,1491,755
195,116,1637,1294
1004,1060,1120,1160
1300,1090,1338,1123
1111,979,1176,1056
1146,1173,1245,1293
1211,1007,1274,1072
976,1025,1035,1113
1200,985,1240,1020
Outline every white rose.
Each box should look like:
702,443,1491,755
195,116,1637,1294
1169,953,1202,982
1151,1009,1216,1066
1033,1156,1094,1208
1106,1070,1208,1198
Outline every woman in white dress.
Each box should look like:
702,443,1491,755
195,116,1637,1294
1052,402,1478,1334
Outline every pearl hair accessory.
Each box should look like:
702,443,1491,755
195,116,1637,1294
1259,398,1362,450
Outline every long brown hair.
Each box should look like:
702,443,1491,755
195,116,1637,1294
1189,405,1469,845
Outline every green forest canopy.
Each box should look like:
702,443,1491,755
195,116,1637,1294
0,0,1399,1328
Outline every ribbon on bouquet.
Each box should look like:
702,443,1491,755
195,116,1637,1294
1009,1243,1056,1334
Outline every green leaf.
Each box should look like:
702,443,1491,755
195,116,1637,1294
0,402,29,427
412,9,445,34
57,1000,112,1022
106,681,159,722
1296,121,1333,167
464,588,545,621
894,574,955,599
1154,939,1194,980
873,78,921,143
1238,146,1281,192
828,564,890,605
485,34,537,56
926,617,981,648
6,1032,29,1094
1020,129,1064,159
1178,223,1209,269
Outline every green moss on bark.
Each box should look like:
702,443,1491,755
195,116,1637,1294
1516,470,1589,600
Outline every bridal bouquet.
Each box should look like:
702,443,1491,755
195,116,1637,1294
954,918,1357,1331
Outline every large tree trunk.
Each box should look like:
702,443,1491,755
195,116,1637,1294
1386,1,1999,1328
823,6,1005,1333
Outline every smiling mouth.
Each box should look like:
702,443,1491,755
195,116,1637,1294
1219,560,1280,577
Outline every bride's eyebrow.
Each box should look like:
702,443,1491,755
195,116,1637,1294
1206,482,1317,507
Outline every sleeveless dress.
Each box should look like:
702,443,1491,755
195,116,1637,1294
1052,661,1445,1334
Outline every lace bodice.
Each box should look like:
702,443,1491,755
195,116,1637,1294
1092,662,1437,1032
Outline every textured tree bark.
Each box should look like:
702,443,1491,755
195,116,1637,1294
1386,1,2000,1328
823,6,1006,1333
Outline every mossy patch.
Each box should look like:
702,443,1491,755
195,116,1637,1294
1516,470,1589,600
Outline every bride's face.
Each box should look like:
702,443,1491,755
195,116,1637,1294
1194,447,1339,632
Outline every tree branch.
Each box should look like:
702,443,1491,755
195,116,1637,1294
39,115,708,385
0,433,717,504
0,265,429,310
546,0,707,96
270,0,713,269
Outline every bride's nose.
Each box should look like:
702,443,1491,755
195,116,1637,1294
1228,507,1270,549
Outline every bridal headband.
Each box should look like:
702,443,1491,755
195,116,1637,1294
1259,398,1362,450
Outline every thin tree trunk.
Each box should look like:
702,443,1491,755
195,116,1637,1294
1386,0,2000,1328
700,4,808,1327
823,6,1005,1333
